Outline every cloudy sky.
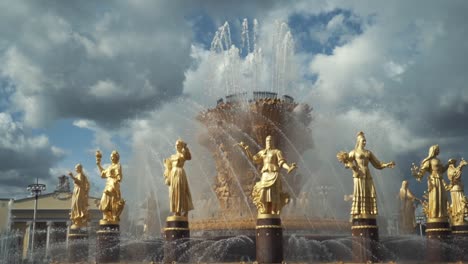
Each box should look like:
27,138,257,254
1,1,467,220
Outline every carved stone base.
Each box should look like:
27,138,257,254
68,228,88,263
96,224,120,263
451,224,468,261
426,219,450,263
256,214,283,264
351,217,379,263
164,216,190,263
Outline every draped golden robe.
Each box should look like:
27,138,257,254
70,173,89,227
348,150,388,217
421,158,448,219
251,148,289,214
399,187,417,234
448,164,467,225
100,163,124,222
167,153,194,214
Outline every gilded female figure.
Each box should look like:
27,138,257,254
398,180,420,234
447,158,468,225
68,164,90,229
96,150,125,223
337,131,395,218
164,139,194,217
411,145,449,220
238,135,297,215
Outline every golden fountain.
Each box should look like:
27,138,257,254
192,91,349,234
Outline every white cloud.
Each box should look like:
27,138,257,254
72,119,116,151
309,26,387,104
89,80,127,98
2,47,47,94
0,112,50,151
384,61,407,81
326,14,345,30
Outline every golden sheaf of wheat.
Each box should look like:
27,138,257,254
336,151,349,164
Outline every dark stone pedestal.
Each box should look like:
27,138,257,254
256,214,283,264
351,217,379,263
164,216,190,263
67,228,88,263
426,219,451,263
451,224,468,261
96,224,120,263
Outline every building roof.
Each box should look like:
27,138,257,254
12,192,100,211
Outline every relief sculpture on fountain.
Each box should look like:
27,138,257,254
197,92,313,220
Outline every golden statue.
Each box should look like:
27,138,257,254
447,158,468,225
337,131,395,218
411,145,449,220
68,164,90,229
398,180,421,234
238,135,297,215
96,150,125,224
163,139,194,217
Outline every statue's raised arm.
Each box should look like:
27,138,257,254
235,141,254,161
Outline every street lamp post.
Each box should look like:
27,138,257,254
416,215,426,236
27,178,46,262
415,203,426,236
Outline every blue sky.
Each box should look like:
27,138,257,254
1,1,468,219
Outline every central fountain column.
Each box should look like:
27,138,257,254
164,216,190,263
96,222,120,263
351,216,379,263
256,214,283,264
425,217,451,262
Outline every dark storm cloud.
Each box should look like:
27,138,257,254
0,1,193,128
390,13,468,140
0,113,63,194
0,1,282,129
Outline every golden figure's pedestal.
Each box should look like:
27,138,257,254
426,217,450,263
96,224,120,263
67,227,88,263
351,217,379,263
451,223,468,261
164,216,190,263
255,214,283,264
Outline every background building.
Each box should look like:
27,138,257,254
0,176,101,262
